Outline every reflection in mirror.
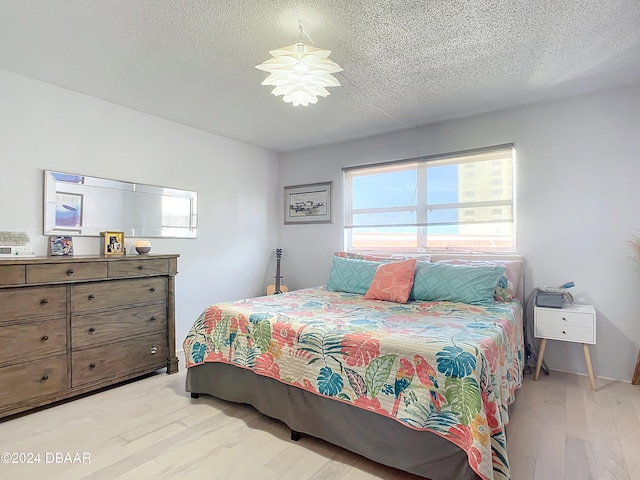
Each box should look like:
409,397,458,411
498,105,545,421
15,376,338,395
44,171,197,238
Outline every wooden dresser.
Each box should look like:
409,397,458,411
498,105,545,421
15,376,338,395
0,254,179,419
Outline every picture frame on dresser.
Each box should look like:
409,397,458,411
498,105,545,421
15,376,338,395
101,231,124,256
49,235,74,256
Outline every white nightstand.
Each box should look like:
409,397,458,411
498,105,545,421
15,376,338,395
533,303,597,390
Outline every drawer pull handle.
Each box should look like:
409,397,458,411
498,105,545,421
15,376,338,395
562,317,567,321
150,316,156,322
88,327,96,334
41,375,49,382
562,331,566,334
67,268,74,275
88,294,95,300
41,335,49,342
138,265,144,270
150,347,158,355
41,298,49,305
89,363,96,369
150,287,156,293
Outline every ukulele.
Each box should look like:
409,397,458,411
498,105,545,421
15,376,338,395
266,248,289,295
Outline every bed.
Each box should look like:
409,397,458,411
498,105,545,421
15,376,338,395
183,254,524,480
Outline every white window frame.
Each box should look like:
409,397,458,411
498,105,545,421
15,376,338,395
343,144,515,253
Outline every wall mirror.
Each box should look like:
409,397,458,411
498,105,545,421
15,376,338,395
44,170,197,238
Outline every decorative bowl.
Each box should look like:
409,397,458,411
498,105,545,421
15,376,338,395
134,240,151,254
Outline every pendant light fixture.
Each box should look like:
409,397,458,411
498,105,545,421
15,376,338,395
255,22,342,107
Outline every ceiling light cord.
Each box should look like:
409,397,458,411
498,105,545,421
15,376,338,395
337,72,409,127
300,22,315,46
300,21,408,126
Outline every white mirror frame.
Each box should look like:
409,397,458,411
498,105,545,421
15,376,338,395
44,170,198,238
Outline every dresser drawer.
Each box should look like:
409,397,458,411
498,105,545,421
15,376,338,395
0,265,25,286
72,332,167,387
0,286,66,321
71,277,167,313
108,258,170,278
535,322,594,344
0,355,67,409
0,318,67,366
72,304,167,348
535,308,594,328
27,262,107,284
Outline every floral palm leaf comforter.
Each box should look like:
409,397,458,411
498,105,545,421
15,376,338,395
183,287,523,480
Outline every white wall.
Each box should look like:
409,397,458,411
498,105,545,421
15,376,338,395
279,84,640,382
0,69,280,357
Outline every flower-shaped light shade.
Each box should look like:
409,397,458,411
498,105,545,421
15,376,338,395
256,43,342,106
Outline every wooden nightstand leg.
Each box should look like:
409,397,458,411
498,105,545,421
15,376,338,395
583,344,596,391
534,338,547,381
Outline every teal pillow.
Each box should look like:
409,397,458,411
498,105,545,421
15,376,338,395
410,262,505,305
326,256,381,294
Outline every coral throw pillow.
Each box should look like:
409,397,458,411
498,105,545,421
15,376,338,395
364,258,417,303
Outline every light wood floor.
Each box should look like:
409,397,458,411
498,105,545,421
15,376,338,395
1,367,639,480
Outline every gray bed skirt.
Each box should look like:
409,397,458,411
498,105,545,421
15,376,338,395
186,362,480,480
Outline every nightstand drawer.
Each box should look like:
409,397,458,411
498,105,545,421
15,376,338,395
535,322,594,344
533,302,597,389
535,308,594,328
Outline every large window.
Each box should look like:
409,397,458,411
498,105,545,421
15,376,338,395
344,145,515,253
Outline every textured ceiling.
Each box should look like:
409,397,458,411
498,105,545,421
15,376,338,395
0,1,639,152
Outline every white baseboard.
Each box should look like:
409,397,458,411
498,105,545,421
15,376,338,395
548,367,631,384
